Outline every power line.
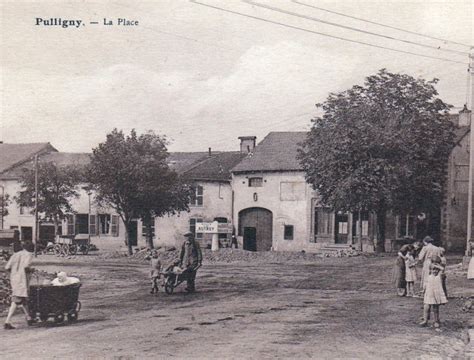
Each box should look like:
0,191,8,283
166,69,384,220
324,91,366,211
292,0,472,49
190,0,468,65
244,0,469,57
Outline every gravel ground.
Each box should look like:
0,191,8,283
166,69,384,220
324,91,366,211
0,252,472,359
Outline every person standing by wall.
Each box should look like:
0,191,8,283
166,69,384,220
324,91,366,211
4,242,34,330
179,232,202,293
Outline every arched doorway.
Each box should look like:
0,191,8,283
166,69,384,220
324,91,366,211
238,207,273,251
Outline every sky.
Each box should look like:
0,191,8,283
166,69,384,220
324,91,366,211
0,0,472,153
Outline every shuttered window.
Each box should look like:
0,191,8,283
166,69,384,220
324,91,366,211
66,214,75,235
111,215,119,237
89,214,97,235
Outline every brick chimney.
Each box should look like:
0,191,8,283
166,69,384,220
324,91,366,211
238,136,256,153
458,105,471,127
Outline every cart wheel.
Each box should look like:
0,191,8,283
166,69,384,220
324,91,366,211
67,310,78,322
54,313,64,324
81,245,89,255
53,244,62,255
40,314,49,323
164,284,174,295
69,244,78,255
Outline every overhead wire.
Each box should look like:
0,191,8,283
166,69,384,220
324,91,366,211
244,0,469,57
292,0,473,49
189,0,468,65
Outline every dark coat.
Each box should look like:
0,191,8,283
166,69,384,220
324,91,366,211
180,240,202,268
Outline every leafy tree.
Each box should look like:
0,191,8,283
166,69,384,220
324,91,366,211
0,193,10,228
298,69,455,252
16,162,81,238
87,129,191,254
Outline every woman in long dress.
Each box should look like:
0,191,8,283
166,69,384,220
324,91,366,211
417,236,441,292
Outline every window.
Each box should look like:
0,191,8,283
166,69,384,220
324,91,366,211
312,207,332,242
189,218,203,239
111,215,120,237
353,211,369,237
98,214,111,235
75,214,89,234
89,214,97,235
190,185,204,206
66,214,75,235
398,214,416,238
284,225,294,240
249,177,263,187
142,219,155,239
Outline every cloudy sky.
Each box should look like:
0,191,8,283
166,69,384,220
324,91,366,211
0,0,472,153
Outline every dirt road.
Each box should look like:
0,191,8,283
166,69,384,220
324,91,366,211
0,254,471,359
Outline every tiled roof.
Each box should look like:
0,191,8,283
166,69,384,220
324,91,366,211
167,152,209,174
183,152,246,181
0,152,90,180
0,143,57,174
232,132,307,173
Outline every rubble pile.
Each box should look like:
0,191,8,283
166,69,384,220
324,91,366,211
0,271,11,306
98,246,361,264
322,248,362,258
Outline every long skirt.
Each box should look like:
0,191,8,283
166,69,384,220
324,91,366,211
392,257,406,291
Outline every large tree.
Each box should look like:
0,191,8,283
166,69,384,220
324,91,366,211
298,69,455,252
87,129,191,254
0,193,10,229
16,162,81,237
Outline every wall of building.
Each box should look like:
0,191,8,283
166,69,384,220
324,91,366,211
154,181,233,248
441,131,470,251
0,179,131,249
232,171,323,252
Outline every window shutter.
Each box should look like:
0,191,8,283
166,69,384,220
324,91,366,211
111,215,119,237
67,215,75,235
89,214,97,235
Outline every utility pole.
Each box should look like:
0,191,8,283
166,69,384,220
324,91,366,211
33,154,39,257
466,48,474,258
0,185,4,230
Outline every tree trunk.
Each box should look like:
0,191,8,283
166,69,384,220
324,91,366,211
145,219,154,249
375,208,386,253
124,222,133,256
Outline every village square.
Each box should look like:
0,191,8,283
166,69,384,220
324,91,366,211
1,0,474,359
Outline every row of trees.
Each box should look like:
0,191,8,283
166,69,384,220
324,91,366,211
298,69,456,252
16,129,191,255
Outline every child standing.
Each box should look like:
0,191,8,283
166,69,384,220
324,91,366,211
420,255,447,328
405,247,417,297
439,248,447,297
147,250,161,294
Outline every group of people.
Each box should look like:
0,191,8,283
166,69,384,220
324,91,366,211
393,236,448,328
147,231,202,294
3,241,80,330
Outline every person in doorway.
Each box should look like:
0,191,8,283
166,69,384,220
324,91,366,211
418,236,442,293
392,244,411,296
179,232,202,292
231,234,238,249
4,242,34,330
